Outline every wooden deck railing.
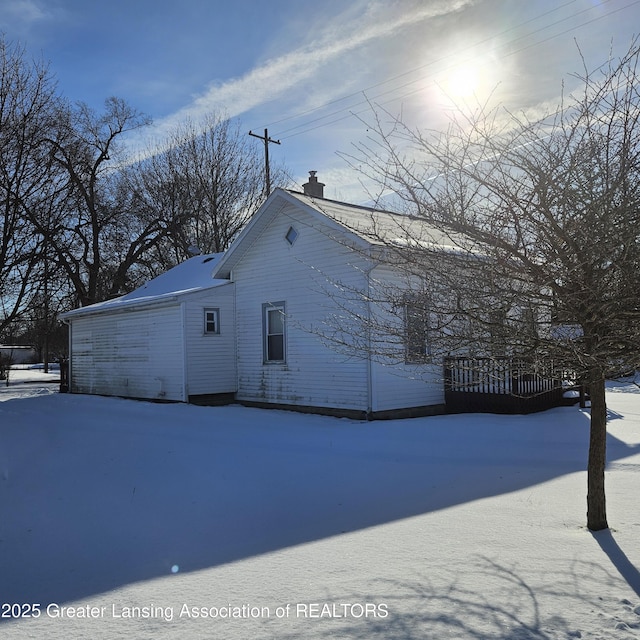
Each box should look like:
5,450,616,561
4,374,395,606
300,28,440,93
443,356,567,414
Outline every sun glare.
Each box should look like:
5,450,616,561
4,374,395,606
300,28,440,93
445,63,482,99
432,45,504,107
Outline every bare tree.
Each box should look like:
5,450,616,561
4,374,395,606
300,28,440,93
134,113,288,271
1,41,282,342
24,101,288,307
38,97,156,305
0,39,59,333
336,41,640,531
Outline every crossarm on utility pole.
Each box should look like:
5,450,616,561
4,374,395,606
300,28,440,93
249,128,281,196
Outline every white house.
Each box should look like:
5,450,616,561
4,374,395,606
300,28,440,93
61,175,448,418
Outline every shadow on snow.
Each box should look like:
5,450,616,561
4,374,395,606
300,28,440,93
267,556,639,639
0,390,638,611
592,529,640,599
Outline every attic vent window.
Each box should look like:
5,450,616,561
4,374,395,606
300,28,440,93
285,226,299,245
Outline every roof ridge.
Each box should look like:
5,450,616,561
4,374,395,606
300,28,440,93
284,188,416,220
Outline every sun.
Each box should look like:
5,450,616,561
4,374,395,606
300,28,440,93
445,63,482,99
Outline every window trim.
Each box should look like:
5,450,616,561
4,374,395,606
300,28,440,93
203,308,220,335
262,302,286,363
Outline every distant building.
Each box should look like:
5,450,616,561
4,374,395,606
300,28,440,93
0,346,37,365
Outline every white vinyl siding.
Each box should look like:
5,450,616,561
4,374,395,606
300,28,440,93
68,283,237,402
183,285,236,397
233,203,370,412
69,304,185,401
368,266,444,411
371,360,444,412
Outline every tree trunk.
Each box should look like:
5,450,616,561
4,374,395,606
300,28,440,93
587,376,608,530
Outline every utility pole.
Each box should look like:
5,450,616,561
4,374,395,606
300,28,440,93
249,128,281,196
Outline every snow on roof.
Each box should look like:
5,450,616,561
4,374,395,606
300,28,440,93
212,188,476,280
121,252,226,301
285,190,471,251
61,253,228,319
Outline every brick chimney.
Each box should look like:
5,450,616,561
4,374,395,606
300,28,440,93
302,171,325,198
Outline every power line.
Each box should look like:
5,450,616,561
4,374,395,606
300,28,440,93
262,0,582,133
258,0,639,142
276,0,627,139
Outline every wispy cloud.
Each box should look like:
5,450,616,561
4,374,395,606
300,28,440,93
143,0,475,143
0,0,68,31
1,0,47,23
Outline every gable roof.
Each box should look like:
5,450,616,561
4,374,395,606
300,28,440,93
212,188,470,279
60,253,229,320
61,188,473,321
288,190,466,248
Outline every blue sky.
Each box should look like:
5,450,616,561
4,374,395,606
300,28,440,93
1,0,639,201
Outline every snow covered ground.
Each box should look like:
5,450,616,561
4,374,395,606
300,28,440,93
0,365,61,402
0,371,639,639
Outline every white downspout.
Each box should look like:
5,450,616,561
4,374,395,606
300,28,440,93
181,302,188,402
62,318,71,393
365,263,375,419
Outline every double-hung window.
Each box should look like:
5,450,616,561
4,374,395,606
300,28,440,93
263,302,286,363
204,308,220,334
